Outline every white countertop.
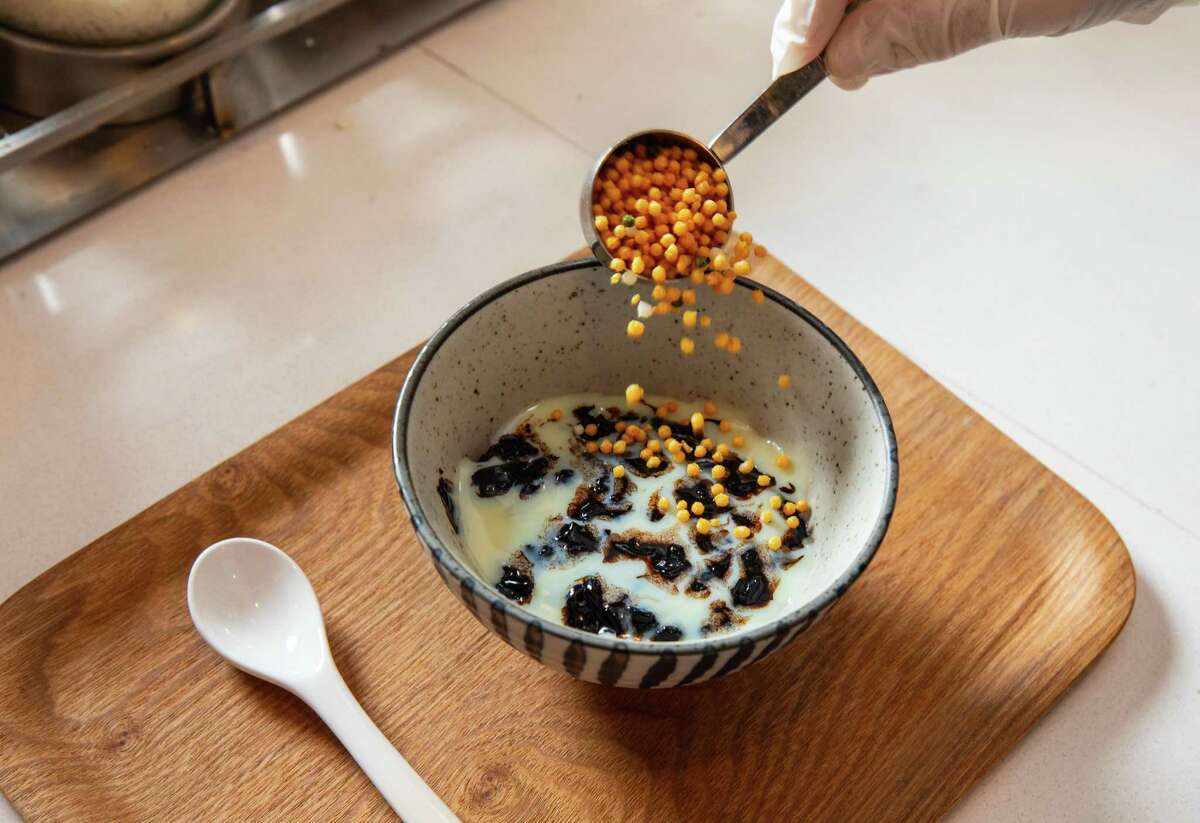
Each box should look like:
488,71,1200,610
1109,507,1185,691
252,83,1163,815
1,1,1197,819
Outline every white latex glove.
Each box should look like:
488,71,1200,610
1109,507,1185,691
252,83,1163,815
771,0,1191,88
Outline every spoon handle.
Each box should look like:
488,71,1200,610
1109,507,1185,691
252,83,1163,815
709,58,827,164
299,665,459,822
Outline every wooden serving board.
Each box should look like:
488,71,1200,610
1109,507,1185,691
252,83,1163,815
0,256,1134,822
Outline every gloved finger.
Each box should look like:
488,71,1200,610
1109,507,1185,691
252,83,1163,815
820,0,1185,88
823,0,1010,88
771,0,853,79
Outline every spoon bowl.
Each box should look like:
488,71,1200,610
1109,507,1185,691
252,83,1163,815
188,537,328,686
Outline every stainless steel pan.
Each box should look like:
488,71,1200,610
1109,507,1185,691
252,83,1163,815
0,0,249,123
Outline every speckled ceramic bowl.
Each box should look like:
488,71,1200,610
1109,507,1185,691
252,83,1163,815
393,259,897,688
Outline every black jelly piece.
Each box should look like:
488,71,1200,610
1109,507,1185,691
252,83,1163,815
695,531,718,555
609,537,654,558
649,496,665,522
605,598,631,634
722,466,774,498
612,473,634,502
705,601,737,633
624,456,671,478
436,476,458,534
574,497,632,520
731,511,756,529
630,607,659,636
470,456,551,498
563,577,625,635
674,479,714,517
689,578,710,595
519,480,543,498
564,577,605,632
731,548,772,607
608,538,692,581
651,544,691,580
743,548,764,574
572,406,617,439
706,554,731,579
779,482,797,495
519,456,551,484
568,474,633,521
783,518,808,547
650,417,700,448
652,626,683,642
555,521,599,556
496,565,533,604
471,464,513,497
554,469,576,484
477,433,540,462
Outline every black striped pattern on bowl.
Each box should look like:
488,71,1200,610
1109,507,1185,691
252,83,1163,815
430,560,827,688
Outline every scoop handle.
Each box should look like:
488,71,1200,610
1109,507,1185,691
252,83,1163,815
297,664,459,822
709,58,827,164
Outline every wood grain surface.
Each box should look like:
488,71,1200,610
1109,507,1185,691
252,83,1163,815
0,256,1134,822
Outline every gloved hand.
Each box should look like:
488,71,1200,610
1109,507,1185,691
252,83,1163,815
771,0,1190,89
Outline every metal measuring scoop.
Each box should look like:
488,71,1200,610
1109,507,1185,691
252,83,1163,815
580,59,826,265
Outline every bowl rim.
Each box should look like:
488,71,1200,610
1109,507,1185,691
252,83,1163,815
393,257,899,657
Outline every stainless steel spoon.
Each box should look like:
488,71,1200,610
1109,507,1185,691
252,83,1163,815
580,59,826,265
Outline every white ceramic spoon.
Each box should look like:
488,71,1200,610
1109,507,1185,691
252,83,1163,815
188,537,458,822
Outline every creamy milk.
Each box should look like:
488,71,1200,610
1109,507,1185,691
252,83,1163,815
453,393,814,641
